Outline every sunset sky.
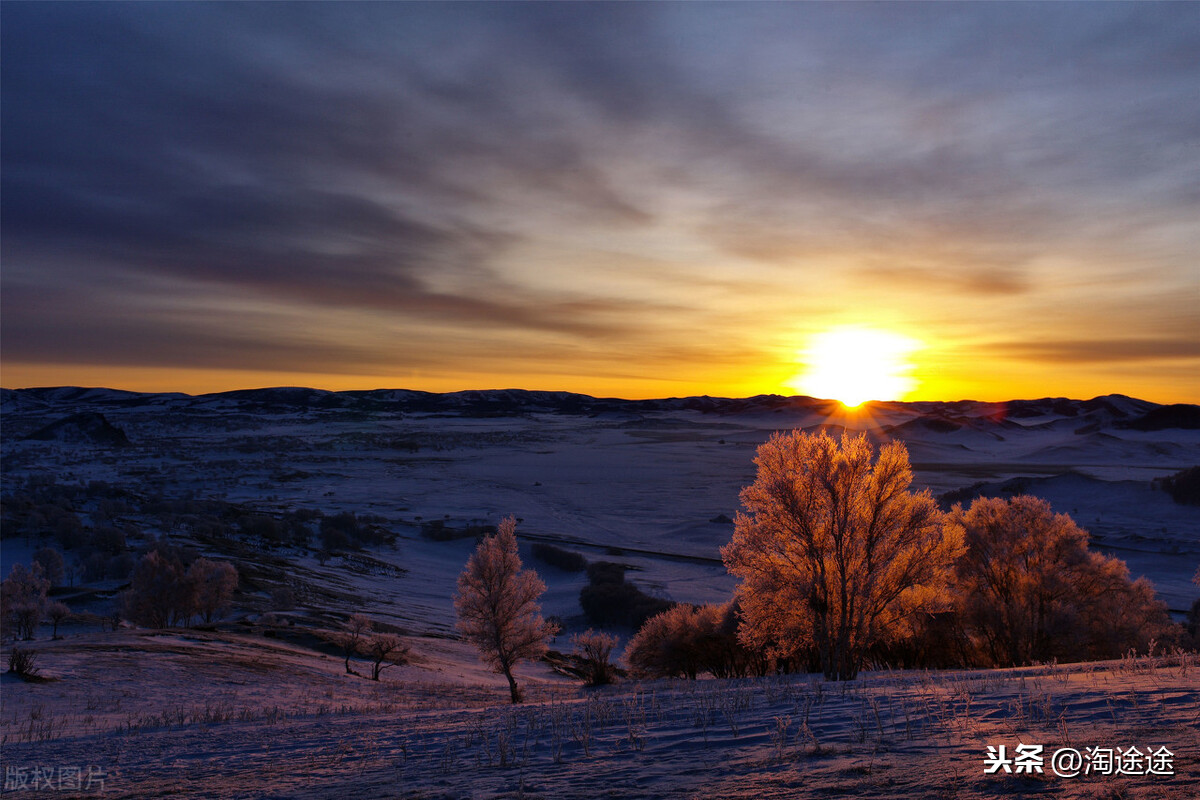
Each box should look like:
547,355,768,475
3,3,1198,403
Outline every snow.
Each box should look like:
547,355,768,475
2,633,1197,798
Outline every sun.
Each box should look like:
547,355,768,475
789,327,920,408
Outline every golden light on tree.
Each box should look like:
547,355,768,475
722,430,964,681
790,327,920,407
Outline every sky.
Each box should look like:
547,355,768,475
2,2,1198,403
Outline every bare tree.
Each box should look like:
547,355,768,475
722,431,964,681
364,633,409,681
455,516,558,703
335,613,373,676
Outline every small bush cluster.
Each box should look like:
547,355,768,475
239,514,308,547
579,562,673,629
7,647,40,679
1,480,142,585
626,602,765,679
531,542,588,572
1156,466,1200,506
320,511,390,551
421,520,496,542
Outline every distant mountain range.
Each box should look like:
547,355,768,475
3,386,1197,433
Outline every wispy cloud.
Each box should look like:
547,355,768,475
987,338,1200,365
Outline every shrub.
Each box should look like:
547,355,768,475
587,561,627,584
270,586,296,611
320,511,389,550
91,525,127,555
55,515,88,551
1187,598,1200,650
571,629,619,686
626,601,762,679
320,527,355,552
7,647,39,679
241,514,285,545
627,604,706,679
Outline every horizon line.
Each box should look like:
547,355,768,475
3,384,1193,408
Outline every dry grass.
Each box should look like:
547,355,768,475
2,630,1197,798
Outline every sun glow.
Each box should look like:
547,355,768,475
790,327,920,408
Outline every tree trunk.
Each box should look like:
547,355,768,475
503,665,523,704
821,641,861,681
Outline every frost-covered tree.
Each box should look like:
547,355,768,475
46,601,71,639
455,516,558,703
32,547,65,588
122,550,189,628
722,431,964,681
188,558,238,624
122,547,237,629
626,604,707,679
626,601,764,680
953,495,1171,665
1,563,50,640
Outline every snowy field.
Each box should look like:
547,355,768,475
1,387,1197,797
3,631,1198,799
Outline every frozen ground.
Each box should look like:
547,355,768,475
2,630,1197,799
1,387,1197,797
